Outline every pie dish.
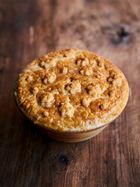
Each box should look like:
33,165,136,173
15,49,129,142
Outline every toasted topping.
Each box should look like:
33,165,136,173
90,59,97,67
65,85,71,91
82,97,92,107
31,87,39,95
70,80,81,95
50,58,57,67
60,102,75,118
43,78,48,84
88,84,102,98
48,72,56,83
27,75,33,82
40,61,46,68
113,78,122,86
64,95,70,103
52,89,59,95
80,69,84,75
85,67,93,76
109,90,115,98
43,111,49,117
41,93,54,108
98,60,104,68
81,58,89,66
62,67,68,74
99,102,109,110
107,77,113,83
109,70,116,78
76,59,82,66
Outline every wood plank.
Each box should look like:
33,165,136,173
0,0,140,186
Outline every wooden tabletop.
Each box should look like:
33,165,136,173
0,0,140,186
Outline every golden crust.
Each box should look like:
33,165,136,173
15,49,129,132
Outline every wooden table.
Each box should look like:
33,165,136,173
0,0,140,186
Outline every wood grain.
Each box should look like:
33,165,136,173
0,0,140,186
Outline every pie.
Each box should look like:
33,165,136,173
15,49,129,132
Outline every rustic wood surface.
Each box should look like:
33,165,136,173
0,0,140,186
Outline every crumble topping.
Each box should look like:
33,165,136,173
62,67,68,74
60,98,75,118
70,80,81,95
82,97,92,107
48,72,56,83
41,93,55,108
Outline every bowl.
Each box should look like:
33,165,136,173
15,91,108,142
40,124,108,142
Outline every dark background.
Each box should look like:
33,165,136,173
0,0,140,186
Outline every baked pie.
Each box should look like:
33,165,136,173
15,49,129,141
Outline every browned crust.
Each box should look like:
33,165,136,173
15,49,129,132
